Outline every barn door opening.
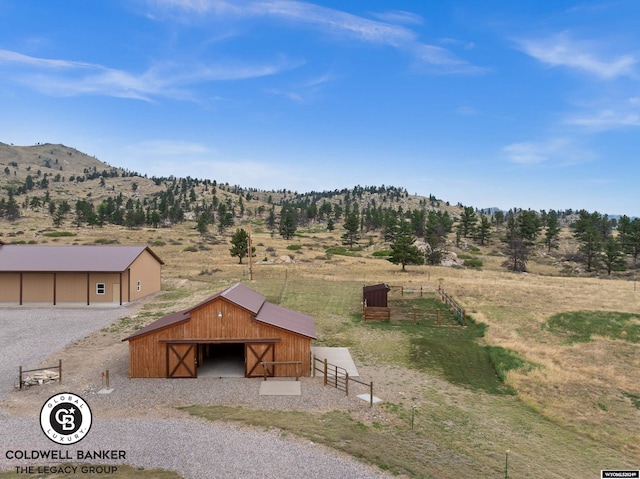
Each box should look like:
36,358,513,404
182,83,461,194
167,343,196,378
197,343,244,378
245,343,275,378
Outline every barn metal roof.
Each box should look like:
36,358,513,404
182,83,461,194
0,245,164,273
123,282,317,341
255,301,316,339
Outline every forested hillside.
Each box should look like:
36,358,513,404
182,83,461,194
1,142,638,278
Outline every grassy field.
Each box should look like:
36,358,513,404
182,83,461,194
2,213,640,477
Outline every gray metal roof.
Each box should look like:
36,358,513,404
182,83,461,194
123,282,316,341
0,245,164,273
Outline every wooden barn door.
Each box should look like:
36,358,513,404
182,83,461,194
166,343,197,378
245,343,274,378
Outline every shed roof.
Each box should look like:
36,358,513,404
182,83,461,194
363,283,390,293
0,245,164,273
123,282,316,341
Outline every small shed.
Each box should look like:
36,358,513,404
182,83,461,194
0,244,164,305
122,283,316,379
363,283,391,308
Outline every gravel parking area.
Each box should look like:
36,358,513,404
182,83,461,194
0,305,135,400
0,306,391,478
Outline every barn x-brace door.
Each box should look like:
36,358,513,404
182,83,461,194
167,343,197,378
245,343,274,378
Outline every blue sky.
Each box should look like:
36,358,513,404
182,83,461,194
1,1,639,216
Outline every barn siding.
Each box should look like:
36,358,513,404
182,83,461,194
128,250,162,301
129,321,191,377
88,273,121,303
0,273,20,302
56,273,90,303
22,274,54,302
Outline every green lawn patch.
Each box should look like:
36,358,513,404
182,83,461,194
366,301,514,395
545,311,640,343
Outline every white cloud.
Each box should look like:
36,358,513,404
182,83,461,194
565,109,640,130
146,0,480,73
0,49,95,70
369,10,424,26
0,49,299,100
503,137,590,166
126,140,211,157
516,32,636,79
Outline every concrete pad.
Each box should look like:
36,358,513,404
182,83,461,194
259,381,301,396
357,393,383,404
311,347,359,377
98,388,114,395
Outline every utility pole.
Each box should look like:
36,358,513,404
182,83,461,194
248,223,253,280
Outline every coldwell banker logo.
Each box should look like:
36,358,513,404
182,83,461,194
40,393,92,445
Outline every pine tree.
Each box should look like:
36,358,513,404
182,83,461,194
602,237,626,275
388,222,424,271
229,228,253,264
341,212,360,248
544,212,561,252
279,205,297,240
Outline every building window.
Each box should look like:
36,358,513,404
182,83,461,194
96,283,106,295
137,281,141,292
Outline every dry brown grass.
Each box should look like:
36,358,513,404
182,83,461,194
3,198,640,469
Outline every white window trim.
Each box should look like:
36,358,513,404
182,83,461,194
96,283,106,295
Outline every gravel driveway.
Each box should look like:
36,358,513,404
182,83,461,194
0,306,390,478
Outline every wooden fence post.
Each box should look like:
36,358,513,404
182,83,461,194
463,310,467,326
413,307,416,324
370,382,374,408
436,308,440,325
323,358,328,386
18,366,22,390
345,372,349,396
58,359,62,384
312,355,316,378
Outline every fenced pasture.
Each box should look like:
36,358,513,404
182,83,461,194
364,284,465,326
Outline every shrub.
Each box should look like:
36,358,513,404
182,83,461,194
183,246,198,252
43,231,75,237
94,238,119,244
372,250,392,257
325,247,358,256
464,258,483,269
287,244,302,251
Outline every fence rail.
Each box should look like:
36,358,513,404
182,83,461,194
17,360,62,390
388,285,437,297
437,286,466,326
364,306,442,324
260,361,301,381
312,356,374,407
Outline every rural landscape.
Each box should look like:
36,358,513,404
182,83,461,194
1,142,639,478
